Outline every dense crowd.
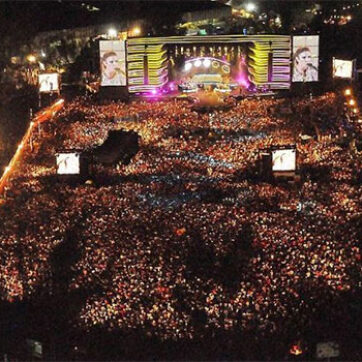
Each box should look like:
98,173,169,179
0,91,361,359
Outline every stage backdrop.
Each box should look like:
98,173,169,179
292,36,319,83
333,58,354,79
100,40,126,86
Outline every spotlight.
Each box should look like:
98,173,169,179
245,3,257,12
108,28,117,38
184,63,192,71
194,59,202,67
203,59,211,68
131,26,141,37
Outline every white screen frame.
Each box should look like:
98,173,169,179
56,153,80,175
272,148,296,172
39,73,59,93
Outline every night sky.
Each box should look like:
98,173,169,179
0,1,223,33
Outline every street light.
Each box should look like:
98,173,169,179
349,99,355,106
344,88,352,96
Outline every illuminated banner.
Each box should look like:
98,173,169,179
39,73,59,93
56,153,80,175
333,58,354,79
272,148,296,172
100,40,126,86
292,36,319,82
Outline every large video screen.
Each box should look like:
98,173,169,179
169,44,250,90
100,40,126,86
333,59,353,79
272,148,296,172
39,73,59,93
56,153,80,175
292,36,319,82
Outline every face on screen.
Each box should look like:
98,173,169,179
104,56,119,72
296,50,312,71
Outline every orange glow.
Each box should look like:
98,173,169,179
0,99,65,196
349,99,355,106
27,54,37,63
290,344,303,355
129,26,141,37
344,89,352,96
54,98,65,106
175,228,186,236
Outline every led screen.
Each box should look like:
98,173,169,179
168,44,250,90
56,153,80,175
39,73,59,92
272,149,296,172
100,40,126,86
333,59,353,79
292,36,319,82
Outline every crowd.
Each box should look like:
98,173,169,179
0,91,361,359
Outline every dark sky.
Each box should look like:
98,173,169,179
1,1,360,39
0,1,224,33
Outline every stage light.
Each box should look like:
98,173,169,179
151,89,157,95
194,59,202,67
108,28,117,38
131,26,141,37
344,88,351,96
203,59,211,68
290,344,303,356
245,3,257,12
184,63,192,71
349,99,355,106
